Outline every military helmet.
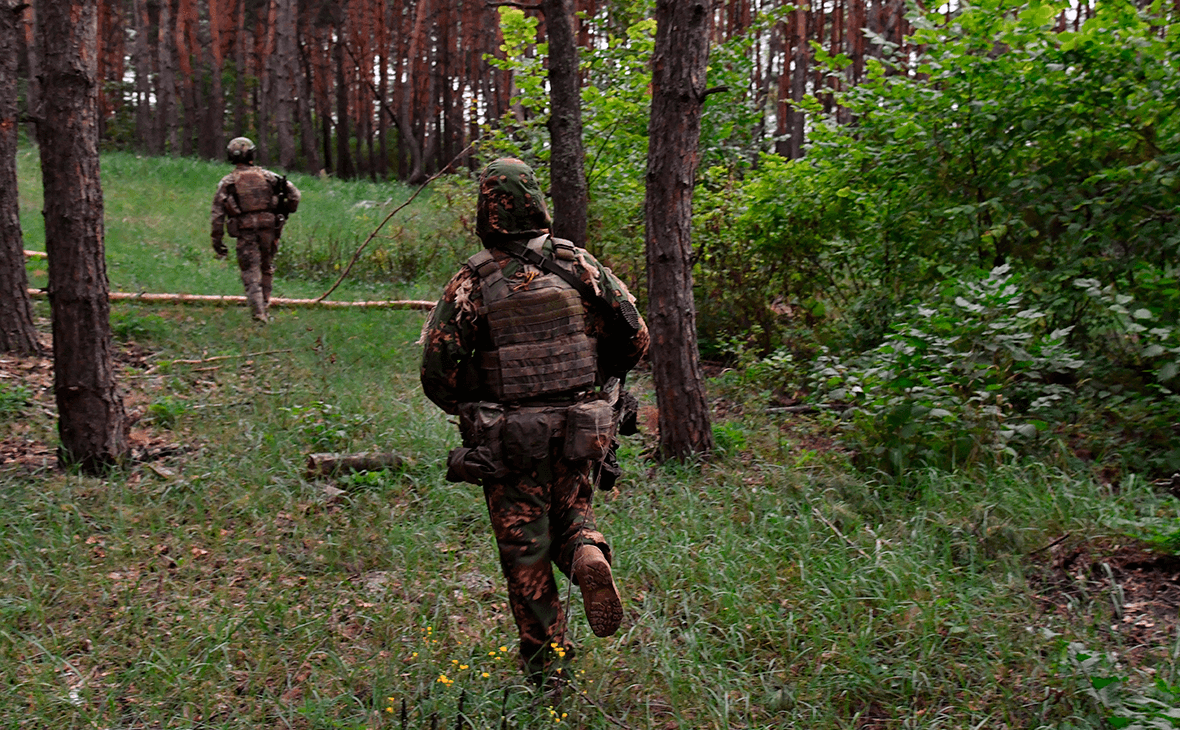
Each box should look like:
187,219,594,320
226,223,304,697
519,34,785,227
226,137,256,164
475,158,552,246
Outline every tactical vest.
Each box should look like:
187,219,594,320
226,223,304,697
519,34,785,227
232,167,275,214
227,167,278,233
469,236,597,403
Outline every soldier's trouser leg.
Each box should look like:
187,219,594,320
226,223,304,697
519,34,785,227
258,230,276,305
483,452,610,673
235,235,267,321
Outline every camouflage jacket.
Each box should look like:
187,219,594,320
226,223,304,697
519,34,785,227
420,238,649,415
210,164,301,245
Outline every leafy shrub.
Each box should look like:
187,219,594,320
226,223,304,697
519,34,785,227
147,395,191,429
281,401,374,452
1061,641,1180,730
812,266,1083,475
111,311,169,342
0,382,33,421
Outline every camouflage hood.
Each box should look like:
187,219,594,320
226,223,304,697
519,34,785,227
476,158,552,246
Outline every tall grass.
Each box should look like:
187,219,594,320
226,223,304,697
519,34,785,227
3,146,1178,728
18,148,476,300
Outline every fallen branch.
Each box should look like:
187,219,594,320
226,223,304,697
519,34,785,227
169,348,293,365
812,506,872,560
305,451,406,480
28,289,434,310
24,249,47,259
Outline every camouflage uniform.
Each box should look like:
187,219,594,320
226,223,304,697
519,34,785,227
420,158,648,678
210,151,300,322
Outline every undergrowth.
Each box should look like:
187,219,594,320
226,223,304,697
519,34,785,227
3,146,1179,728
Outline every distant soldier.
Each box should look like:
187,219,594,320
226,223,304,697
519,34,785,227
421,158,649,684
210,137,300,322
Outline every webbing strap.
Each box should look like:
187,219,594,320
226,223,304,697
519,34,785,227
467,249,510,305
498,236,599,306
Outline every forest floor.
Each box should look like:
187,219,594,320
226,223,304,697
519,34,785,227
5,327,1178,671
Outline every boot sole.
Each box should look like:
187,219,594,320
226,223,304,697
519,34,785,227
577,557,622,638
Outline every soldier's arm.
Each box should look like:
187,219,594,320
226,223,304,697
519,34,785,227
285,179,301,212
579,252,650,377
420,269,482,415
210,181,230,258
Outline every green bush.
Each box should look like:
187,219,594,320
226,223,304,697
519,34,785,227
0,382,32,422
812,266,1084,475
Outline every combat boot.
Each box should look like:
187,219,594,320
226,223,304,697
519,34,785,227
572,545,622,637
245,284,268,323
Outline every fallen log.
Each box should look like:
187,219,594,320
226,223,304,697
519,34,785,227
27,289,434,310
24,249,47,259
305,451,406,480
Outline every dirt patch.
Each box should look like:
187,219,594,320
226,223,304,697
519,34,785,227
1029,535,1180,661
0,333,183,473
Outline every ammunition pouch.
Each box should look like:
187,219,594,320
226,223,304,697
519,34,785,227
446,397,619,485
446,402,510,484
563,400,615,462
503,407,565,471
235,211,277,232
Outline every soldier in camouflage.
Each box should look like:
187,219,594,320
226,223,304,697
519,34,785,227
420,158,649,682
210,137,301,322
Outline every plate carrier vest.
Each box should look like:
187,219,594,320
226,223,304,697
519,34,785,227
231,167,275,214
468,236,597,403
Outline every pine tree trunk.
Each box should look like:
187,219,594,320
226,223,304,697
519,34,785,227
399,0,426,182
0,0,39,355
233,0,246,135
542,0,588,248
159,0,178,154
645,0,714,461
20,3,38,146
274,0,297,169
197,0,224,159
37,0,129,473
333,6,354,179
787,5,807,160
132,0,152,151
296,6,320,174
175,0,198,155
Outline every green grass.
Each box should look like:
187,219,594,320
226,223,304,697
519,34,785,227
3,146,1180,728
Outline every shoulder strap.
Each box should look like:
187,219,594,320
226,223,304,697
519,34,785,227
467,249,510,307
499,236,598,304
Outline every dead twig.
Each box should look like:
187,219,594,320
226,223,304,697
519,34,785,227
168,348,293,366
812,506,872,560
27,290,436,310
1028,532,1072,556
573,685,636,730
315,142,477,303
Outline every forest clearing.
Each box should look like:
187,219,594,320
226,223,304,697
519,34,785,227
1,144,1178,729
3,0,1180,727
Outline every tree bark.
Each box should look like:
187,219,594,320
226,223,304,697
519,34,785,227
131,0,152,151
644,0,714,461
402,0,428,183
542,0,588,248
157,0,179,154
304,451,405,480
37,0,129,473
197,0,225,159
273,0,297,169
232,0,246,136
295,4,320,173
333,1,354,179
0,0,39,355
175,0,198,155
19,2,37,145
787,4,807,159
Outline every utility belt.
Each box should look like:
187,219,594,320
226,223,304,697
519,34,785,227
226,211,277,237
445,395,617,485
